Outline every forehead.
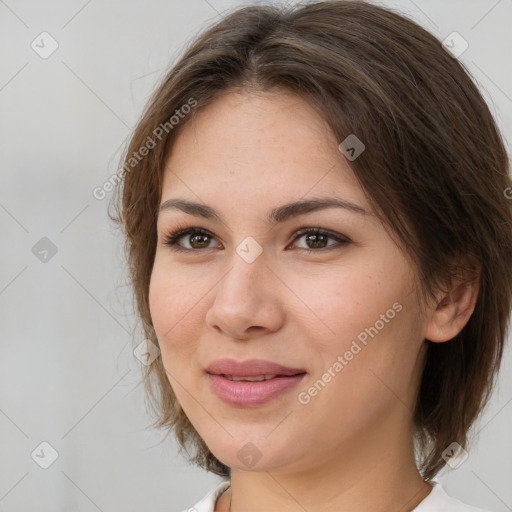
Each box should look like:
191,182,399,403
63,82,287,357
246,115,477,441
161,90,367,210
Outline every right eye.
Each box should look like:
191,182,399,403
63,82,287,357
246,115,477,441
162,227,222,252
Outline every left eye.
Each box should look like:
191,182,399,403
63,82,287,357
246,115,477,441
291,227,350,251
162,227,350,253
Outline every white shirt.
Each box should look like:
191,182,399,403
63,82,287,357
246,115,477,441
179,479,493,512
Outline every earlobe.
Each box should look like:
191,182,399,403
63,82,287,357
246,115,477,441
424,267,481,343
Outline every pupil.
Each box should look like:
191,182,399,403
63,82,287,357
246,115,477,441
307,234,326,248
192,235,209,248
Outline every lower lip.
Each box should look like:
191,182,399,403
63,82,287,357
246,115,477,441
207,373,306,407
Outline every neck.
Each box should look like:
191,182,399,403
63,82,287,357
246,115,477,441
219,415,432,512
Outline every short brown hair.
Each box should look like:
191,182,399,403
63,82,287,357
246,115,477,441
110,0,512,482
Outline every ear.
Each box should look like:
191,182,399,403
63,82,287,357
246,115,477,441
424,265,481,343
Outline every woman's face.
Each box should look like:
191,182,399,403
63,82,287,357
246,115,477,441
149,90,429,473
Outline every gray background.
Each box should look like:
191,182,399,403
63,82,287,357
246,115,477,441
0,0,511,511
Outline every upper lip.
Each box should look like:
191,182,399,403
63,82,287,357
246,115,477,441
205,358,306,377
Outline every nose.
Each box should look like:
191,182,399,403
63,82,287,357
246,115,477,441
205,247,285,340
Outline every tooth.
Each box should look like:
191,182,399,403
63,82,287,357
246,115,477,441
225,374,277,382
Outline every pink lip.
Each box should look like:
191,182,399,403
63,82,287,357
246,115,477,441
205,358,307,407
205,358,306,377
207,373,306,407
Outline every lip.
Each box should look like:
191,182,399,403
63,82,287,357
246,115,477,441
207,373,306,407
205,358,307,407
205,358,306,377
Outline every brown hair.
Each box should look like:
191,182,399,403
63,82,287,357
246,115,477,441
110,0,512,482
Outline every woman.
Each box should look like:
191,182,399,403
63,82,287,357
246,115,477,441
111,1,512,511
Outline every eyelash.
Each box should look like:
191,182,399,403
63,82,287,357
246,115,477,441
161,225,351,254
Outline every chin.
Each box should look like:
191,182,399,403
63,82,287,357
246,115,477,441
206,435,306,474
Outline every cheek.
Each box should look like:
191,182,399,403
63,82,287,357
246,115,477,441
313,272,421,405
293,269,396,352
148,263,205,407
148,263,173,337
148,261,201,358
149,255,205,329
296,259,420,386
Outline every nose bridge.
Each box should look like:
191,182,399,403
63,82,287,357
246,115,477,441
219,236,269,303
206,238,283,336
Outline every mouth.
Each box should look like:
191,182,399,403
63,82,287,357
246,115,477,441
219,373,305,381
205,358,307,378
204,358,307,406
206,371,307,407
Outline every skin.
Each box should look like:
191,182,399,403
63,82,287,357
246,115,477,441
149,90,480,512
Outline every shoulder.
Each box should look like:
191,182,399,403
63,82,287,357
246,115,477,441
177,479,231,512
413,482,495,512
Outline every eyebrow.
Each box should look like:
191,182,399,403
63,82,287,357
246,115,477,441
158,196,368,224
